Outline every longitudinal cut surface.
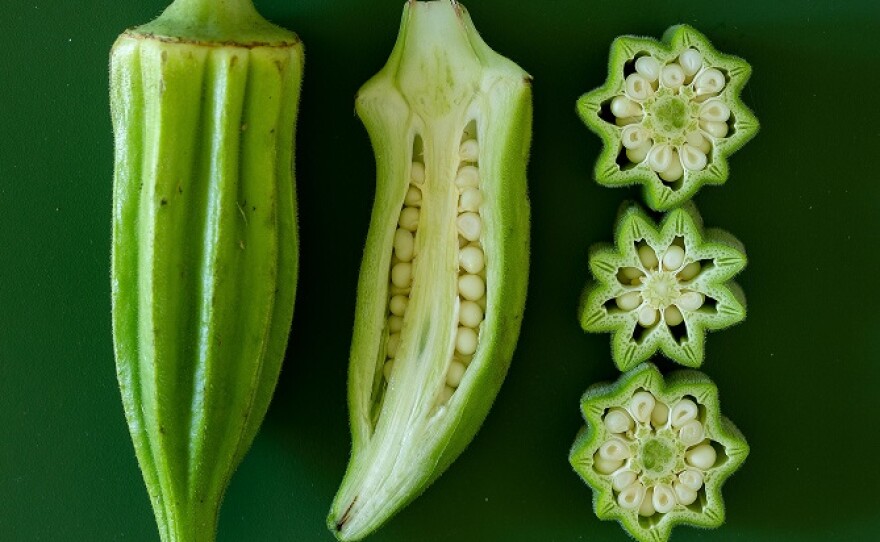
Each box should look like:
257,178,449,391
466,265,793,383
329,2,531,540
110,1,302,540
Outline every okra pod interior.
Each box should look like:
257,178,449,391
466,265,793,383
329,2,531,540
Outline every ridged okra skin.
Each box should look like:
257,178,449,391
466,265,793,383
109,1,302,540
329,1,531,540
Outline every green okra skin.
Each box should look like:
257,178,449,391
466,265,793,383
580,203,746,370
577,25,759,211
570,363,749,542
328,1,531,539
110,1,303,540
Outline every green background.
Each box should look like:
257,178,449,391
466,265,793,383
3,0,879,540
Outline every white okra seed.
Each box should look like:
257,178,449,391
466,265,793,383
679,419,705,446
680,143,708,171
629,391,656,423
671,399,699,427
599,437,631,461
626,141,653,163
389,294,408,316
637,244,659,269
459,245,485,274
611,96,642,118
673,481,698,505
678,261,701,281
694,68,726,95
388,315,403,333
615,291,642,311
615,116,642,127
663,245,686,270
659,150,684,182
700,99,731,122
459,187,483,212
686,129,712,154
404,186,422,207
625,73,653,101
686,443,717,470
639,487,656,517
446,360,466,388
387,333,400,358
399,206,420,231
635,56,661,82
617,483,645,511
651,402,669,427
679,468,704,491
648,143,674,173
410,161,425,185
678,48,703,76
621,124,650,150
390,262,413,289
660,63,685,89
653,484,676,514
383,360,395,381
457,212,482,242
438,385,455,405
677,290,705,311
700,119,729,139
664,305,684,326
593,454,624,475
459,300,484,328
455,165,480,188
620,266,644,282
638,306,659,327
604,407,634,434
393,228,415,262
611,470,638,492
455,326,478,355
458,274,486,301
459,139,480,162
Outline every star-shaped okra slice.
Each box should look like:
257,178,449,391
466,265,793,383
578,25,759,211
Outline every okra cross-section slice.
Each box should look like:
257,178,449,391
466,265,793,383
580,203,746,370
578,25,758,211
328,2,531,540
570,363,749,542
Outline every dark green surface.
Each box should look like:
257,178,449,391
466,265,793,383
2,0,879,540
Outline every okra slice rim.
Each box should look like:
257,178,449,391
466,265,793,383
570,363,749,542
577,25,759,211
580,203,747,370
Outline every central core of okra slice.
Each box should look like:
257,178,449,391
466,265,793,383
594,390,719,517
615,240,705,329
380,121,487,408
612,49,731,183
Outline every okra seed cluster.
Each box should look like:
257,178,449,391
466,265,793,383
383,132,488,408
612,48,731,183
594,390,717,517
615,241,705,329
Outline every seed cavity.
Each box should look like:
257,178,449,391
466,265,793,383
610,241,714,339
608,49,732,183
380,123,488,409
593,389,721,517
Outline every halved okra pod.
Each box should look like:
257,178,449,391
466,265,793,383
580,203,746,370
578,25,758,211
328,1,531,539
110,1,302,540
570,363,749,542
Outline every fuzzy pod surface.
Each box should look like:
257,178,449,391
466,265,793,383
110,0,303,540
328,1,531,539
